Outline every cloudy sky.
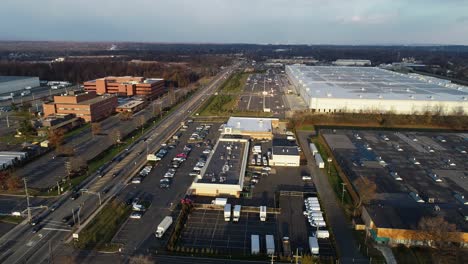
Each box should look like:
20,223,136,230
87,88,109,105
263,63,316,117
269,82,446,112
1,0,467,44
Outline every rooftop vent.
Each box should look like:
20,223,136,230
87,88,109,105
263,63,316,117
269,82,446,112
361,87,366,91
409,95,415,99
327,93,332,97
236,122,241,129
358,94,363,98
378,95,383,99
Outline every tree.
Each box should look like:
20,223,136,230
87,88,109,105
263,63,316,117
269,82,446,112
417,215,458,248
5,174,22,191
18,120,36,136
353,177,377,216
119,111,132,121
48,128,65,148
109,129,121,144
91,122,101,137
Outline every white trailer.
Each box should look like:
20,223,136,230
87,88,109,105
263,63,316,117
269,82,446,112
233,205,241,222
265,234,275,255
309,143,318,156
316,230,330,239
155,216,173,238
309,236,319,255
259,206,267,221
224,204,231,222
212,198,228,206
251,235,260,255
314,153,325,168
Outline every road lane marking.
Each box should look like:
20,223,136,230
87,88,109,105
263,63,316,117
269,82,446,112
42,227,71,232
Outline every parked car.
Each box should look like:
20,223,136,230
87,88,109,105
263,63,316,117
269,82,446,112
131,177,142,184
130,212,143,219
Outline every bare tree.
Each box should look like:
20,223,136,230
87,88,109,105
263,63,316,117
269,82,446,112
119,111,132,121
48,128,65,148
109,128,121,144
353,177,377,216
417,215,458,248
91,122,101,138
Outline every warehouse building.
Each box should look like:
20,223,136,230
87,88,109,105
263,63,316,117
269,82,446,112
43,90,118,122
222,117,279,140
190,138,249,198
0,76,40,95
84,76,165,99
286,65,468,115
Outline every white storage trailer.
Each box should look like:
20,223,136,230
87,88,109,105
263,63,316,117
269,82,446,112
265,235,275,255
233,205,241,222
251,235,260,255
309,143,318,156
224,204,231,221
316,230,330,238
314,153,325,168
309,236,319,255
155,216,173,238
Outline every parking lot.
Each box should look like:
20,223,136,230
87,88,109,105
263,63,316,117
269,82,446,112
112,121,223,252
179,208,278,255
237,68,289,118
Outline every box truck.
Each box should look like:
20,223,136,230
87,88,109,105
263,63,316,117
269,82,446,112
251,235,260,255
309,236,319,255
224,204,231,221
316,230,330,239
259,206,267,221
155,216,173,238
233,205,241,222
211,198,228,206
266,234,275,255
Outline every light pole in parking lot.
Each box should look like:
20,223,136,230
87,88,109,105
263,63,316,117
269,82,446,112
341,183,347,204
327,157,333,175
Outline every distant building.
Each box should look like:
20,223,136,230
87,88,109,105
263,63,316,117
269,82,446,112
223,117,279,140
0,76,40,96
43,90,118,122
333,59,371,66
116,100,146,113
83,76,165,99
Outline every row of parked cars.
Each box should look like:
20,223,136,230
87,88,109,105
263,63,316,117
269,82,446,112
160,144,193,188
131,165,153,184
189,124,211,142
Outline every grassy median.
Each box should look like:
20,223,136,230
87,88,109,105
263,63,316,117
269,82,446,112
75,199,131,250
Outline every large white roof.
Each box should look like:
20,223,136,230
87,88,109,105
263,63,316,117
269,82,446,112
226,117,277,132
287,65,468,102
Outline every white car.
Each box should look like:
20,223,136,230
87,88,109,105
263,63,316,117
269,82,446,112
203,149,211,154
164,172,175,178
262,166,271,171
130,212,143,219
302,175,312,181
131,177,142,184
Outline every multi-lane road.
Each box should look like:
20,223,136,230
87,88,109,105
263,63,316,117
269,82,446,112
0,63,239,264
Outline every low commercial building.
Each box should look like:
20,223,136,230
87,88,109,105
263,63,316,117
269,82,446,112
190,138,249,198
43,90,118,122
0,76,40,96
269,138,300,167
39,113,84,135
84,76,165,99
222,117,279,140
333,59,371,66
115,100,146,113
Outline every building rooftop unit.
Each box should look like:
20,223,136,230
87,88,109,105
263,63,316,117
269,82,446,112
226,117,276,133
287,65,468,102
117,100,145,109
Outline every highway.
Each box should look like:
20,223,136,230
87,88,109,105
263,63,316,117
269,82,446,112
0,63,239,264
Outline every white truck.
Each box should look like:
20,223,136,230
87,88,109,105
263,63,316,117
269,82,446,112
316,230,330,239
309,236,319,255
155,216,173,238
212,198,228,206
259,206,267,221
20,90,31,96
314,153,325,168
309,143,318,156
265,234,275,255
224,204,231,222
251,235,260,255
233,205,241,222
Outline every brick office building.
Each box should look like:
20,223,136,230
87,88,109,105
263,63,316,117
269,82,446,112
43,90,118,122
83,76,165,99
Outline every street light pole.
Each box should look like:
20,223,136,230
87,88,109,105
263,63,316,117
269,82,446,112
24,178,31,222
341,183,347,204
327,157,333,175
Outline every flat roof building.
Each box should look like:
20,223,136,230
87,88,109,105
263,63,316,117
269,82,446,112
223,117,279,139
270,138,300,167
115,100,146,113
83,76,165,99
286,65,468,115
0,76,40,95
190,138,249,198
43,90,118,122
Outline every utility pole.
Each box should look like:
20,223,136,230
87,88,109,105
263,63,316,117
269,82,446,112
57,181,61,195
77,205,82,227
48,240,53,264
341,183,347,204
6,115,10,128
270,254,276,264
72,208,76,225
293,248,301,264
24,178,31,222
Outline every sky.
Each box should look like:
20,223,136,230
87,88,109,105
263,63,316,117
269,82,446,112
1,0,468,45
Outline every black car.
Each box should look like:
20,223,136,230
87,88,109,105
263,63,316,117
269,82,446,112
62,214,72,223
32,225,42,233
30,216,42,226
70,192,80,200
